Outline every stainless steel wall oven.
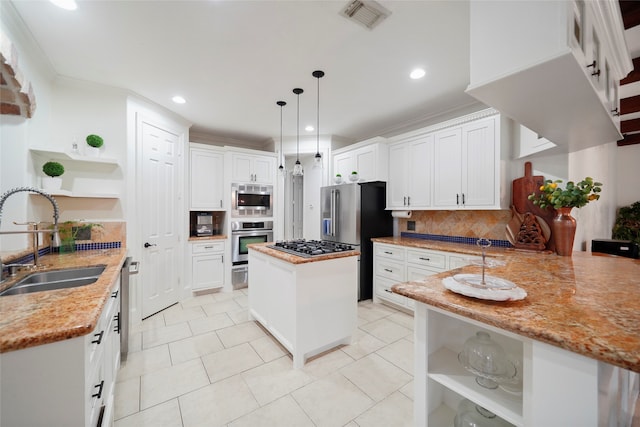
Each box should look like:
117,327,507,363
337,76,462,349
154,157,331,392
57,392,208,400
230,220,273,288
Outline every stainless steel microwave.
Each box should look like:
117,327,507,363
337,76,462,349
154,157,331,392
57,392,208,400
231,183,273,217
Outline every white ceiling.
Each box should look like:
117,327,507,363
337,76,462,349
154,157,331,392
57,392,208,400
10,0,478,146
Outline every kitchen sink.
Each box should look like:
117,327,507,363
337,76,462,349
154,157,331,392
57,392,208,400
0,265,106,296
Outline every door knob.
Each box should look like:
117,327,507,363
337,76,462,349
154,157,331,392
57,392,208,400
144,242,156,248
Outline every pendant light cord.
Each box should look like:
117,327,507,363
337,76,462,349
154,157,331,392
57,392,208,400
293,88,303,163
313,70,325,161
277,101,286,169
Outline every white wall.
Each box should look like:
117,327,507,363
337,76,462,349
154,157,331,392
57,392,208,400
615,143,640,207
570,142,618,252
1,3,55,252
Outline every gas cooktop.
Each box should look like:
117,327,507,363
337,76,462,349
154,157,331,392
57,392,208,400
267,240,356,258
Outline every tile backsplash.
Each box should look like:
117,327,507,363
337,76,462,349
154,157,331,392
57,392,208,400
399,210,511,241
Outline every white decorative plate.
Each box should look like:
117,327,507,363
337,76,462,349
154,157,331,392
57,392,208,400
442,276,527,301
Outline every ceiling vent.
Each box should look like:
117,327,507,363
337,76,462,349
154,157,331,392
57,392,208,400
340,0,391,30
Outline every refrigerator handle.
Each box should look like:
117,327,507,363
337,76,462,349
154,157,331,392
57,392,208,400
331,189,339,237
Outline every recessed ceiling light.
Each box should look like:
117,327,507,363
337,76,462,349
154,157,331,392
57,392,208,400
172,96,186,104
410,68,426,79
50,0,77,10
305,125,314,132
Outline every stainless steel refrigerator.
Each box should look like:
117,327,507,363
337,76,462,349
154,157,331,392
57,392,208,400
321,181,393,300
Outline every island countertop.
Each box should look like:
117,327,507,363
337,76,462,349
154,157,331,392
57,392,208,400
0,249,127,353
382,237,640,373
248,242,360,265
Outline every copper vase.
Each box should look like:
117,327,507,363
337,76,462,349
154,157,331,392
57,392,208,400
552,207,576,256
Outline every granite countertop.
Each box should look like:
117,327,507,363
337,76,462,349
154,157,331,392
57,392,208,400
382,237,640,373
188,235,227,241
249,243,360,265
0,249,127,353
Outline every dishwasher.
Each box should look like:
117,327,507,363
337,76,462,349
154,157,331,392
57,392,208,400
120,257,139,361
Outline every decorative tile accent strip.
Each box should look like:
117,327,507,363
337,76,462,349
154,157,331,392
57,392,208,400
51,241,122,253
3,242,123,269
401,232,513,248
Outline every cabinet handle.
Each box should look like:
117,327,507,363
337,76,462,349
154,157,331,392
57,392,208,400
592,69,601,77
612,108,620,116
407,196,410,206
456,194,459,205
384,268,393,273
462,193,465,205
403,196,407,206
221,255,224,263
204,246,213,249
92,380,105,399
419,257,430,261
114,313,120,334
586,60,597,69
111,289,118,298
384,289,393,293
383,251,393,255
220,200,222,208
92,331,104,345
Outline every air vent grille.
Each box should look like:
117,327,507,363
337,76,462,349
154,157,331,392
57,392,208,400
340,0,391,30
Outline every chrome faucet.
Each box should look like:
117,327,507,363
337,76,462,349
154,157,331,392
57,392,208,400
0,187,61,281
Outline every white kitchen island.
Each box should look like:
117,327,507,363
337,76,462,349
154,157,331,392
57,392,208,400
248,244,359,368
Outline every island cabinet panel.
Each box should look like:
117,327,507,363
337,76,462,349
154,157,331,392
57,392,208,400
248,249,358,368
415,302,618,427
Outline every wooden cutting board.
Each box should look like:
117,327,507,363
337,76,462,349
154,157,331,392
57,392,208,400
511,161,556,251
512,162,545,214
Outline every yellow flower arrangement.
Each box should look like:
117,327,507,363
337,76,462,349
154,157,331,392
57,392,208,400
528,177,602,210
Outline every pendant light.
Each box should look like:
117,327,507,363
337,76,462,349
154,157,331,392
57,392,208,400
277,100,286,175
292,88,304,176
312,70,325,169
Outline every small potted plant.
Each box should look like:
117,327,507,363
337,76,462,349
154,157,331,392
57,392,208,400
42,161,64,191
56,221,103,253
349,171,359,182
334,173,343,184
85,134,104,157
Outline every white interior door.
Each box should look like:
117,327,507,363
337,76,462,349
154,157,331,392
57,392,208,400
140,120,181,318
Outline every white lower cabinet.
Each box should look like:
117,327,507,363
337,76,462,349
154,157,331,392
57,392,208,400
1,276,121,427
190,240,225,291
373,242,474,312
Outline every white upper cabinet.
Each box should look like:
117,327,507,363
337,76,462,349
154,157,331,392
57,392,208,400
331,138,388,182
231,152,275,185
513,124,558,159
190,145,224,210
466,0,632,152
433,128,462,208
388,135,433,209
388,110,508,211
433,116,501,209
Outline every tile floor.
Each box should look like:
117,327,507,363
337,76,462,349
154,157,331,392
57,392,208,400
114,289,415,427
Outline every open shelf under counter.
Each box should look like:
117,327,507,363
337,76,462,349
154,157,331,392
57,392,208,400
30,147,119,166
428,347,523,426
